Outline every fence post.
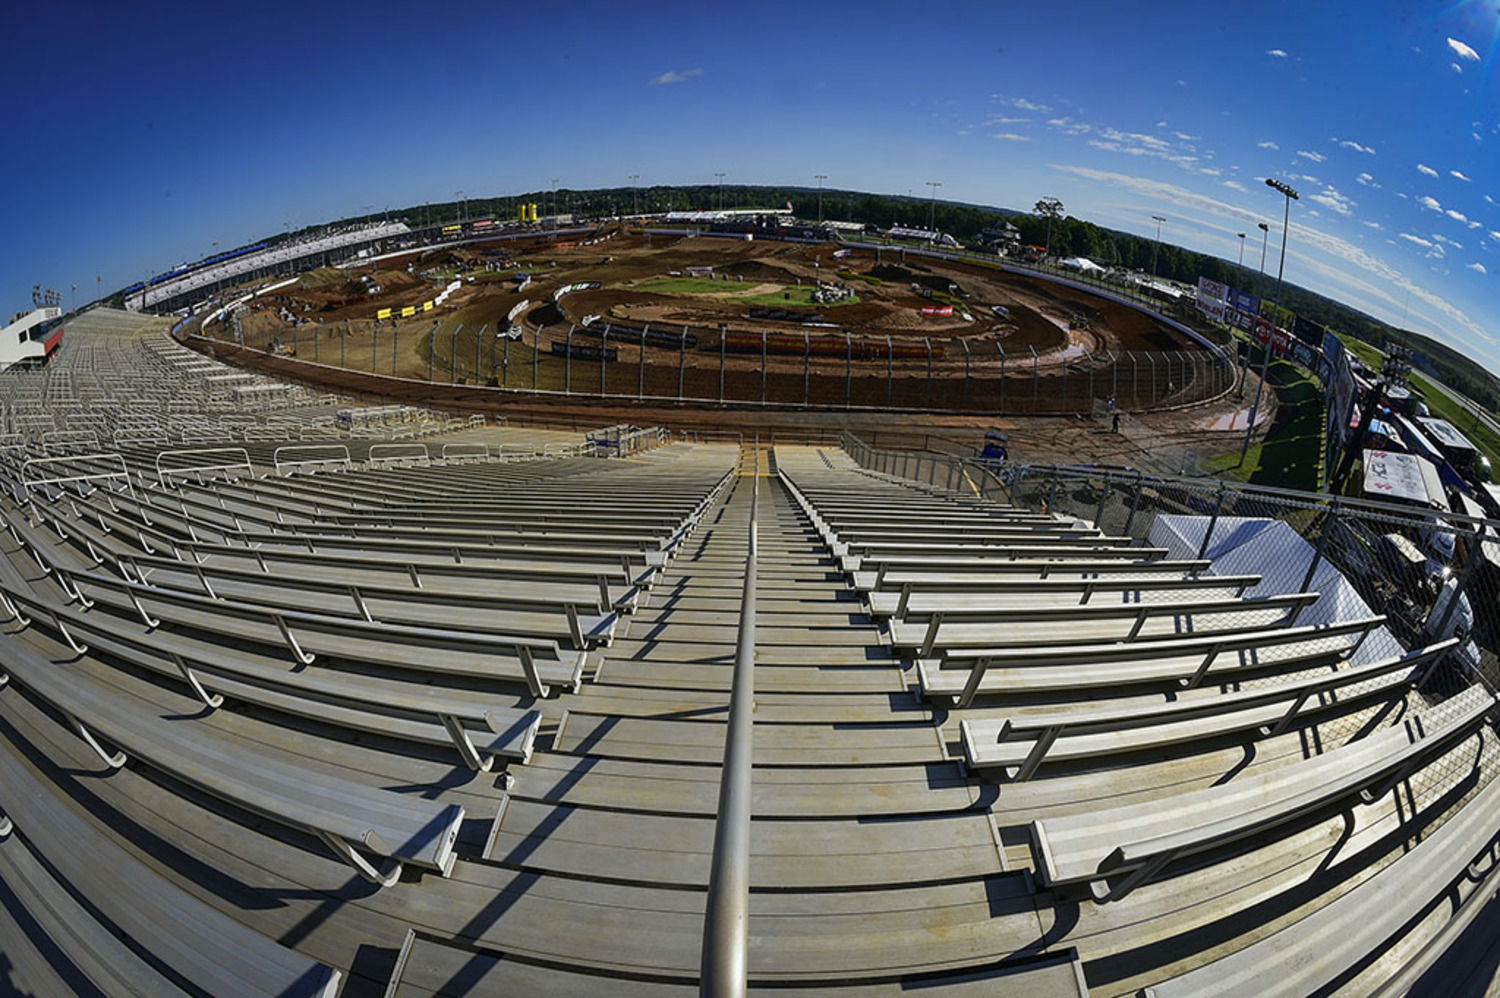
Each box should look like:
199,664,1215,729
342,321,347,368
1122,474,1144,538
803,332,810,406
372,323,379,374
760,331,767,405
843,333,852,409
1196,483,1226,559
886,335,894,406
925,337,933,406
998,344,1006,412
720,328,726,403
1299,498,1336,593
475,323,485,382
449,324,461,383
961,338,971,408
681,328,688,400
1093,473,1110,527
639,326,647,399
502,330,510,389
565,324,574,394
534,324,541,390
1030,346,1039,407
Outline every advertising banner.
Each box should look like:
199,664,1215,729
1228,288,1259,314
1197,277,1229,305
1292,313,1325,346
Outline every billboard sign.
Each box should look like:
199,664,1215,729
1197,277,1228,305
1292,314,1325,346
1228,288,1259,314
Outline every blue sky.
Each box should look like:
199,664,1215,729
5,1,1499,373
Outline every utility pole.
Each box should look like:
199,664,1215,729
926,181,942,231
628,174,640,217
1150,215,1167,278
815,174,827,224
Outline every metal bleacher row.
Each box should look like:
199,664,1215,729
0,306,1496,996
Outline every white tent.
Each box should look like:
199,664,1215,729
1148,515,1399,663
1059,257,1104,273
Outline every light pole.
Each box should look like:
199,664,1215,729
1150,215,1167,278
628,175,639,217
550,178,559,223
926,181,942,231
1240,179,1299,467
1237,233,1246,270
455,190,465,224
714,173,726,211
1257,221,1269,292
814,174,827,224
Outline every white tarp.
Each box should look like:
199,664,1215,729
1362,449,1444,507
1148,514,1397,663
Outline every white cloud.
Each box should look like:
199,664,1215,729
1468,262,1489,274
1363,220,1383,230
1257,140,1280,150
1452,62,1464,73
1222,180,1247,191
1488,195,1498,205
647,68,703,86
1419,195,1443,212
1310,186,1355,216
1267,48,1289,57
1008,97,1050,111
1448,37,1481,62
1451,170,1472,181
1047,163,1495,348
1339,140,1377,155
1446,208,1470,223
992,132,1031,142
1400,233,1435,247
1045,117,1091,136
1173,131,1199,141
1417,163,1440,177
1356,172,1379,187
988,116,1031,124
1297,150,1327,163
1491,230,1500,241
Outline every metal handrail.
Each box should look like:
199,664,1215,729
701,455,758,997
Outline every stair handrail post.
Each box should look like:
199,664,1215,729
701,446,758,998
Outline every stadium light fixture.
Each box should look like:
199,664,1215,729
714,173,726,211
1239,179,1300,466
815,175,827,224
1256,221,1269,288
628,175,640,217
1150,215,1167,278
926,181,942,231
1237,233,1246,270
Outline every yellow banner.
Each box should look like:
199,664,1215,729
422,301,434,312
400,306,416,318
376,307,392,319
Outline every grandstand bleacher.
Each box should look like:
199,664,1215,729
0,306,1496,996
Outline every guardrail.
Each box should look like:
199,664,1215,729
700,467,757,997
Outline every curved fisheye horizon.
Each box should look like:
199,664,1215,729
7,1,1500,378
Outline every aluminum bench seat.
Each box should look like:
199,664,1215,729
1140,762,1500,997
0,628,465,884
1032,683,1496,901
889,591,1316,654
0,740,341,997
1,579,539,771
961,640,1456,779
66,570,584,697
386,928,1087,996
868,573,1260,616
849,558,1213,591
917,615,1387,705
840,543,1169,574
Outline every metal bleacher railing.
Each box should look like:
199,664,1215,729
839,430,1500,696
700,465,758,998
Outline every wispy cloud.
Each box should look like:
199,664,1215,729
1467,262,1488,274
1045,117,1092,136
1222,180,1247,191
1047,163,1493,347
1417,163,1440,177
1257,140,1280,150
648,68,703,86
1448,37,1480,62
992,132,1031,142
1400,233,1434,247
1419,195,1443,212
1446,208,1470,224
1356,172,1379,188
1451,169,1472,181
987,116,1031,124
1338,139,1376,155
1297,150,1326,163
1266,48,1288,58
1310,186,1355,216
1363,220,1383,230
993,95,1051,112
